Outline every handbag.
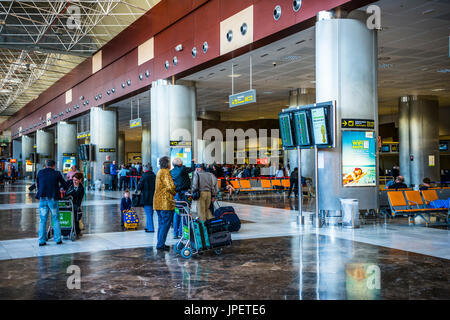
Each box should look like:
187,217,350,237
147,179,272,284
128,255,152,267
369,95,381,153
132,191,143,207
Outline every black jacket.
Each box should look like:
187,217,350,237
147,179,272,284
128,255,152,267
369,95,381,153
170,163,195,192
35,168,67,200
137,171,156,206
66,181,85,208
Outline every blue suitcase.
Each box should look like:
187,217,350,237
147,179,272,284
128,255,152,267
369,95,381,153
192,219,210,251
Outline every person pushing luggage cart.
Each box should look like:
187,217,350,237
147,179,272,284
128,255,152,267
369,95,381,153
173,195,232,259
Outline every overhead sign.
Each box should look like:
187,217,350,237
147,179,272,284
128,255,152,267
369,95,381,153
342,119,375,129
170,141,192,147
99,148,116,153
229,89,256,108
77,131,90,139
130,118,142,128
63,153,76,157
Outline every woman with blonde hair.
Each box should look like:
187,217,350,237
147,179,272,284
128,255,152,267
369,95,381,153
153,156,176,251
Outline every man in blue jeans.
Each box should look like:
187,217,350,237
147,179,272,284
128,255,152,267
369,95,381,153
170,158,196,239
35,160,67,246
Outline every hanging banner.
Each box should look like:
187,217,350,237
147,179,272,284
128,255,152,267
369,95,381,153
130,118,142,128
342,131,376,187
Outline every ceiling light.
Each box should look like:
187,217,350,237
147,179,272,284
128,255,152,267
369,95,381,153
175,44,183,52
431,88,445,92
5,78,22,83
263,91,273,94
422,9,435,15
282,55,301,62
0,89,11,93
228,74,241,78
437,69,450,73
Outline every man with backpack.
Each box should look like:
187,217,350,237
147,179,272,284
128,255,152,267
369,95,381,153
192,164,218,222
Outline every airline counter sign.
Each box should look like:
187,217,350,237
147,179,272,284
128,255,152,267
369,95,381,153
229,89,256,108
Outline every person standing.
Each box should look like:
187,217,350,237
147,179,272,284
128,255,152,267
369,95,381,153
137,165,156,233
192,164,218,221
288,167,299,198
66,165,78,181
110,160,118,191
153,156,176,251
35,159,67,246
170,158,195,239
118,164,129,191
65,172,85,238
130,164,138,191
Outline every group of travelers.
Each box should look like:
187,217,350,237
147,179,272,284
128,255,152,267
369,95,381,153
35,160,84,246
118,157,218,251
107,161,142,191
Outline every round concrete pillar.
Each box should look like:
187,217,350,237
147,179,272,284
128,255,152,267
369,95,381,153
21,135,34,178
90,107,118,182
399,95,440,187
142,124,151,167
315,10,378,211
36,129,54,172
150,80,196,172
118,131,125,165
56,122,77,172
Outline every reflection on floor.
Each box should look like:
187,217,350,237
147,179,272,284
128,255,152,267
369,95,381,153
0,181,449,299
0,234,448,300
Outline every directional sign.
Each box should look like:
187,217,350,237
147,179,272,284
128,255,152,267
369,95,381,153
99,148,116,153
130,118,142,128
229,89,256,108
341,119,374,129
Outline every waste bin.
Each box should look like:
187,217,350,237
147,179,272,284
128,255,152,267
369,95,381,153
340,198,360,228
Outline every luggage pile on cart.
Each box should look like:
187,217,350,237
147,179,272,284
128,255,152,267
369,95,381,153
174,199,233,259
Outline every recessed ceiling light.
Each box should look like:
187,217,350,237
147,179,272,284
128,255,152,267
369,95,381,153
431,88,445,92
228,74,241,78
422,9,435,15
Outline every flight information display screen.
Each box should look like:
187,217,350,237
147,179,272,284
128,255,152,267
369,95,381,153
311,106,329,145
279,112,295,149
292,110,311,148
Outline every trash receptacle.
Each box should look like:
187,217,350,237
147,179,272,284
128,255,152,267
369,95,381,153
340,198,360,228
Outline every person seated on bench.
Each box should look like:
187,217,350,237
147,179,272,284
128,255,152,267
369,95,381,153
419,177,431,191
387,175,408,190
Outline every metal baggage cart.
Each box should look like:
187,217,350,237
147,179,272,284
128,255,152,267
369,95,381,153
173,199,226,259
47,196,77,241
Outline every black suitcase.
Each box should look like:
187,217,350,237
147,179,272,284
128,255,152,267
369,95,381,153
212,202,241,232
205,217,227,234
209,231,232,248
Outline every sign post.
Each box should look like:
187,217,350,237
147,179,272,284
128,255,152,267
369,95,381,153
297,147,304,225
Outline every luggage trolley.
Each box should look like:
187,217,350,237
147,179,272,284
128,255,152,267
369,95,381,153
47,196,77,242
173,199,227,259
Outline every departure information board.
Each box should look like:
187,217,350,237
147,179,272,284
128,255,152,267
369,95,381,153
311,107,329,145
292,110,311,147
279,112,295,149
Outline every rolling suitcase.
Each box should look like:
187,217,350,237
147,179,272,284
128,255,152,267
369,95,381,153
212,202,241,232
204,217,228,234
192,219,210,251
209,231,232,248
123,209,140,230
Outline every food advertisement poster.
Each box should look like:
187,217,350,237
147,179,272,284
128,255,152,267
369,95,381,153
342,131,376,187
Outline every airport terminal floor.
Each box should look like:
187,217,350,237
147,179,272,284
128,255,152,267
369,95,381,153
0,181,448,300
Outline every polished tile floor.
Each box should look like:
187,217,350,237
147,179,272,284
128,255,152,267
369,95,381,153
0,181,449,299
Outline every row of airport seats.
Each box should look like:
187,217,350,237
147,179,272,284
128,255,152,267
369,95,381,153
379,187,450,208
218,177,314,199
385,189,449,225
